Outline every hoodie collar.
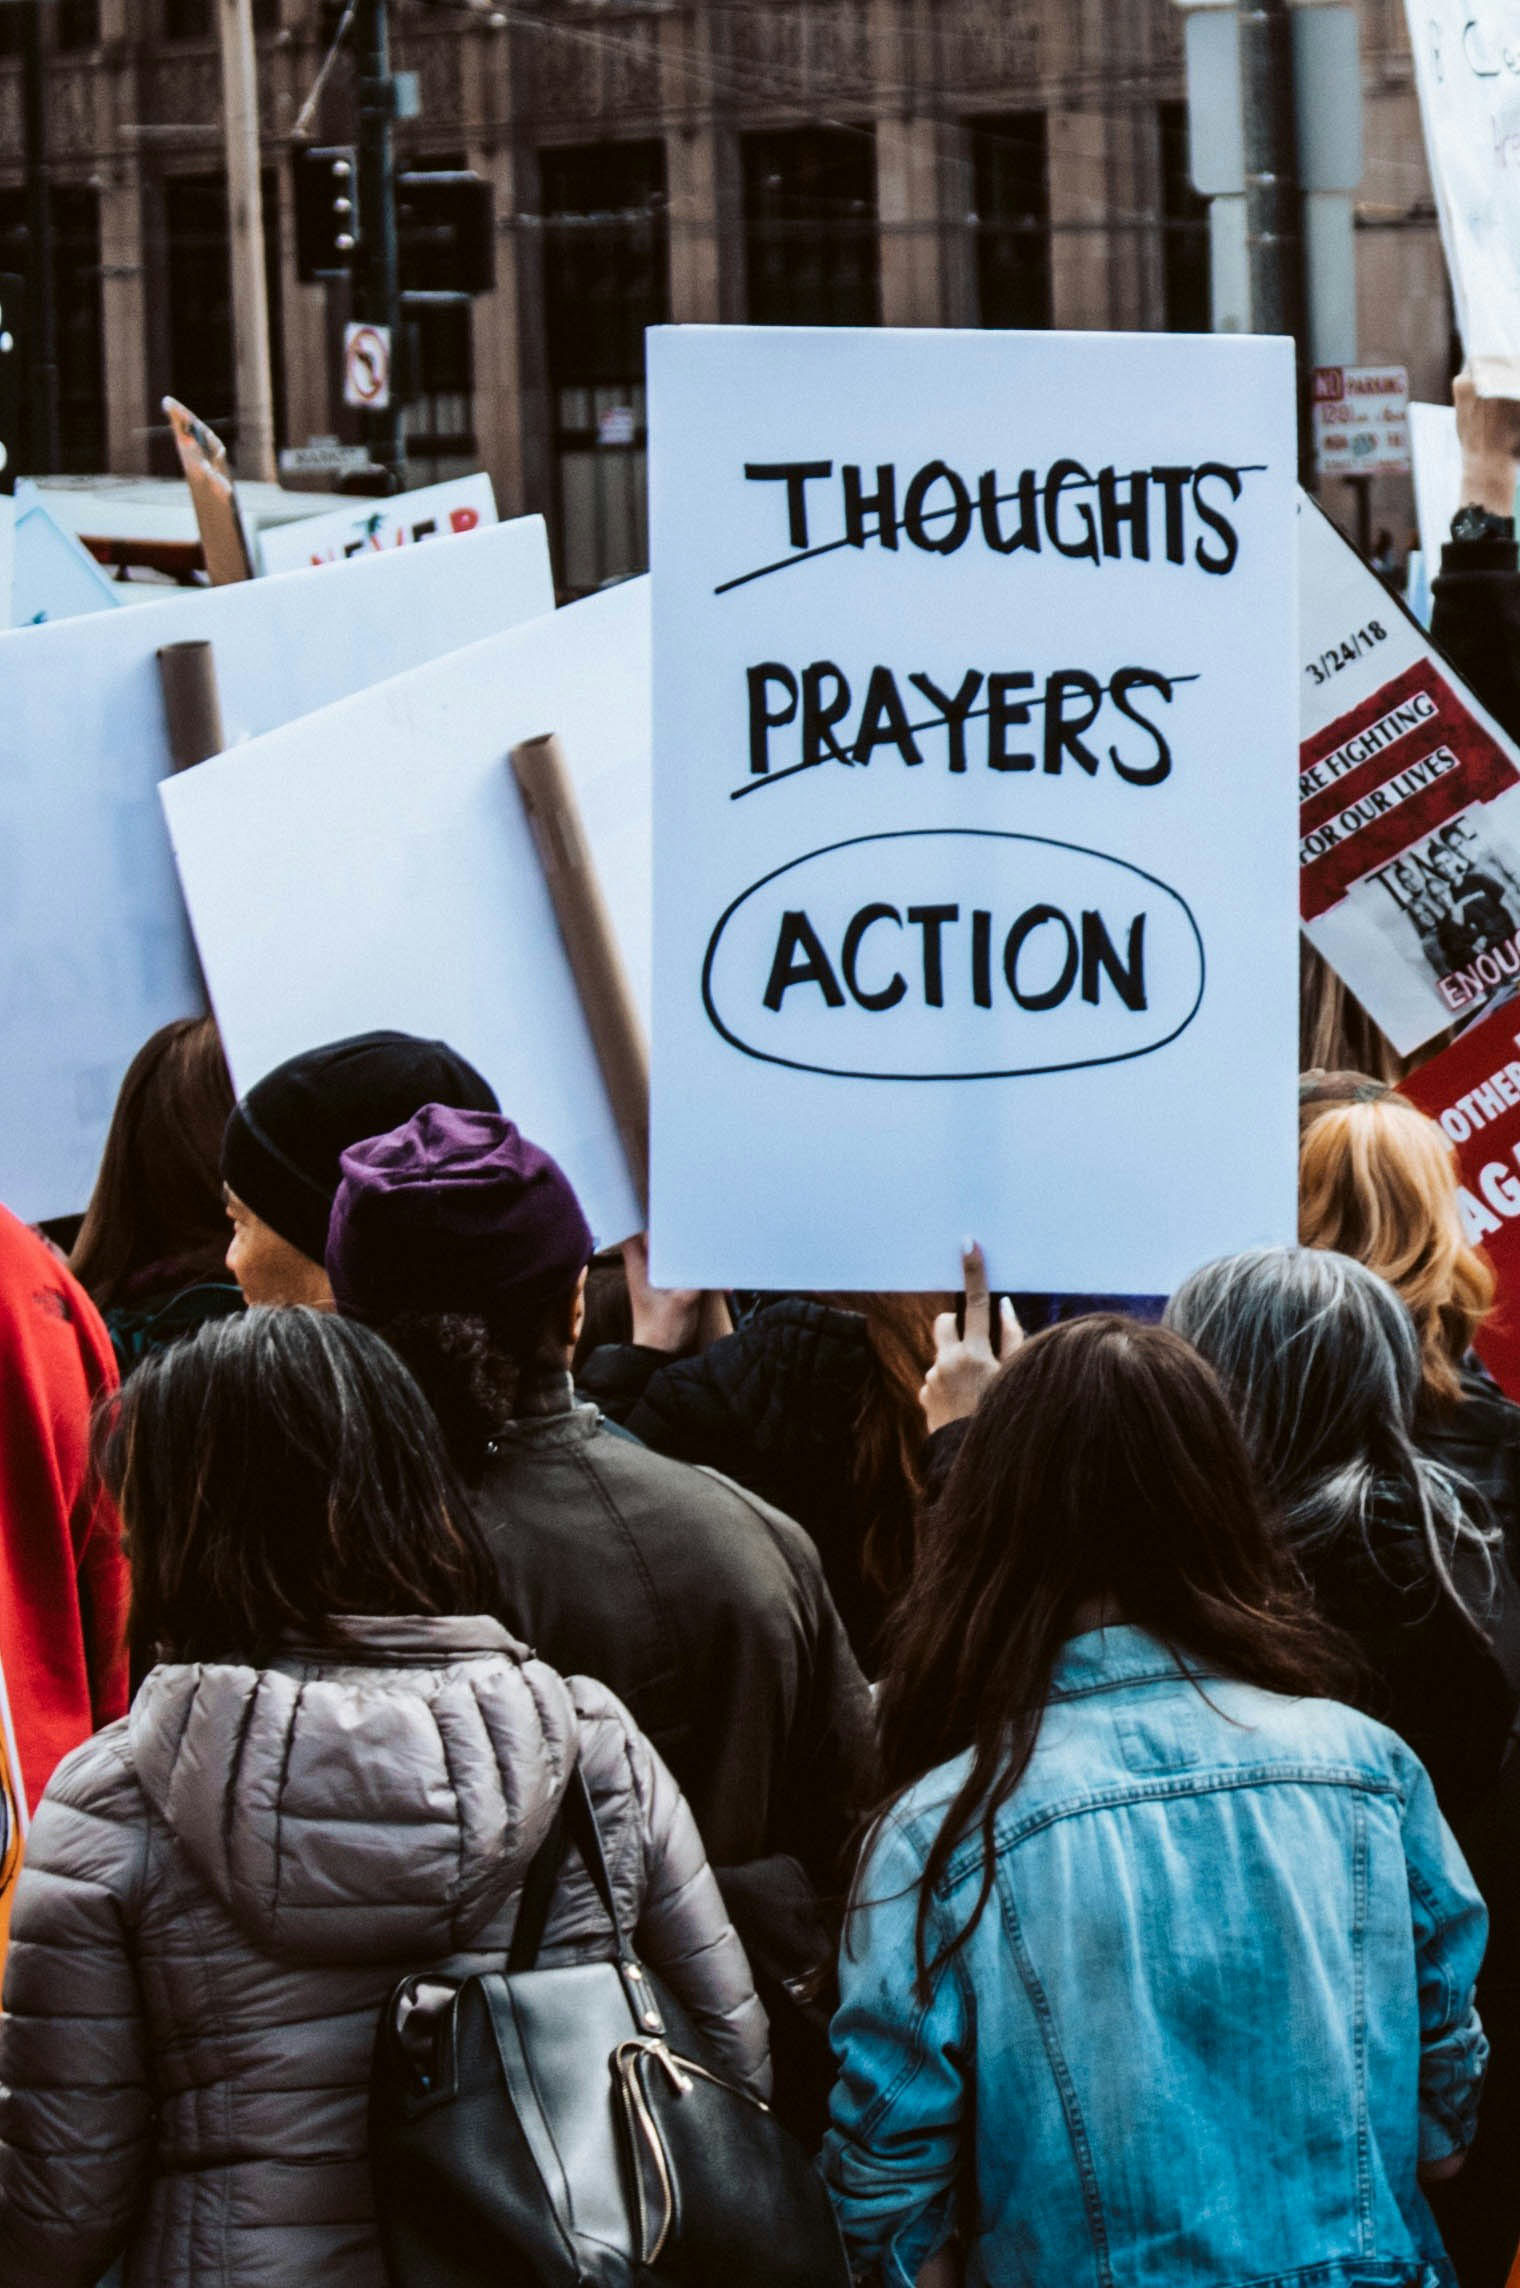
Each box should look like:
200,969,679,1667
277,1613,523,1666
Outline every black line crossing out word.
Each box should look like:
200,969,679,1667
740,660,1195,795
717,457,1268,594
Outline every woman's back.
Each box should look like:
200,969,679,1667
0,1617,766,2288
826,1625,1486,2288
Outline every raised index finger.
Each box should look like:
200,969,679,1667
961,1239,991,1348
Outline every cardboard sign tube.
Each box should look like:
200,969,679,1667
163,395,255,585
511,732,650,1221
157,639,226,771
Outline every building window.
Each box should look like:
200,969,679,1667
163,175,236,441
540,139,668,595
401,303,475,475
392,149,477,482
53,184,104,469
969,113,1051,328
0,184,106,473
57,1,102,48
1160,101,1211,331
741,126,879,326
165,0,278,36
0,0,100,49
159,172,285,468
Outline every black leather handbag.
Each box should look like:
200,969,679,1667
370,1764,851,2288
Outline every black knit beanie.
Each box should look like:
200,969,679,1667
221,1030,500,1263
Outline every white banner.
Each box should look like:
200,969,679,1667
0,516,553,1223
162,584,651,1251
1405,1,1520,393
648,326,1300,1295
258,473,498,575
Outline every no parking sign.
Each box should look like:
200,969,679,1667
343,322,392,411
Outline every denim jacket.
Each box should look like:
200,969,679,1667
822,1626,1488,2288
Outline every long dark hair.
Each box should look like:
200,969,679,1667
95,1307,501,1672
71,1016,235,1307
871,1315,1351,1996
814,1292,948,1605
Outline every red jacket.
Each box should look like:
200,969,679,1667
0,1206,127,1814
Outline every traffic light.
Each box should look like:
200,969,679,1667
397,172,496,296
293,146,359,282
0,274,21,495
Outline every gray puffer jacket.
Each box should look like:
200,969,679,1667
0,1614,768,2287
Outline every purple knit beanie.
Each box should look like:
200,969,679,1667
326,1104,593,1336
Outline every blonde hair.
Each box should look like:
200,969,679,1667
1298,1096,1494,1408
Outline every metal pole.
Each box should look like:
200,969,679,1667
21,0,58,474
1239,0,1310,478
356,0,405,489
216,0,278,482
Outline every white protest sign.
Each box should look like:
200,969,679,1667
1405,1,1520,394
258,472,498,574
9,481,123,625
0,495,13,630
1299,491,1520,1053
648,326,1300,1296
162,583,650,1249
1409,400,1463,571
0,516,554,1224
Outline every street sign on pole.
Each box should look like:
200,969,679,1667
1310,364,1411,478
343,321,392,411
356,0,405,486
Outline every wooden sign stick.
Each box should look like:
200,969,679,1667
510,732,651,1222
157,639,226,771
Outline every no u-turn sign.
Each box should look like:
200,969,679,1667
343,322,392,411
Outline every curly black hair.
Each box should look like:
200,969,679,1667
379,1310,547,1477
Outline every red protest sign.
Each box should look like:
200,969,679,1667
1400,1002,1520,1396
1300,660,1520,921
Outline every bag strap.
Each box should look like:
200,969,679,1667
507,1763,633,1971
507,1788,571,1975
506,1761,667,2037
560,1765,631,1955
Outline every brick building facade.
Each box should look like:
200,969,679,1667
0,0,1456,589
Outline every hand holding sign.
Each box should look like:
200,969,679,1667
622,1232,702,1354
1453,366,1520,515
921,1244,1021,1434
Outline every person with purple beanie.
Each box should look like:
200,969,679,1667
325,1104,875,1901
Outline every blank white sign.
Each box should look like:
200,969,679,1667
162,582,651,1252
0,516,553,1222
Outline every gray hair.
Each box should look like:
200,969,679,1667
1165,1246,1496,1630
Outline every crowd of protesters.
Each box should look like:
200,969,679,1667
6,377,1520,2288
0,1011,1513,2288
